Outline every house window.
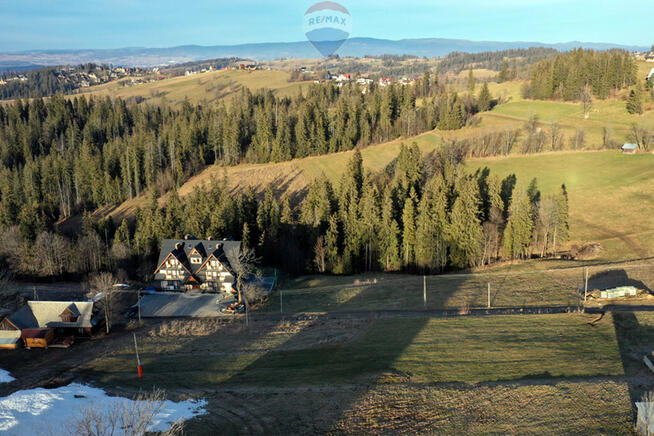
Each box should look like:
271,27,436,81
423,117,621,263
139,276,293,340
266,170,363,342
191,257,201,264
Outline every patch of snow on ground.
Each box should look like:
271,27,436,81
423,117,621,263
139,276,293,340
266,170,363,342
0,383,206,435
0,369,14,383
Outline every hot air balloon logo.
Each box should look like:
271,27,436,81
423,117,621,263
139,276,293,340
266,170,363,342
303,2,352,57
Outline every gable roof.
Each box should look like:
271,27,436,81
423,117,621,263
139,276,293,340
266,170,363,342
5,306,38,330
7,302,97,329
155,239,241,277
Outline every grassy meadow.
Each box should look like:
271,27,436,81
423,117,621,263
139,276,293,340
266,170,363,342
75,69,313,106
36,311,652,434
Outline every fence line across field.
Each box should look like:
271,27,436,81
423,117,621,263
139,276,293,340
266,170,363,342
277,261,654,295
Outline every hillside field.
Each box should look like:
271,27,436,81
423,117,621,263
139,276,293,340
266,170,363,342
4,310,650,434
75,69,313,106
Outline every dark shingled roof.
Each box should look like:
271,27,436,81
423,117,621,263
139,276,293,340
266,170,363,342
155,239,241,277
5,306,38,330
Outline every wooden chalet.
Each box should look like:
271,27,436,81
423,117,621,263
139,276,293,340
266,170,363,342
153,238,241,292
0,301,102,348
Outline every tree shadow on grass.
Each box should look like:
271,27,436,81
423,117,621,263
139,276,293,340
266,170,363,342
589,269,652,294
177,280,443,434
611,312,654,408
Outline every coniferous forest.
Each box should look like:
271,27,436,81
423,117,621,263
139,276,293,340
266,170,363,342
522,49,638,100
0,73,491,235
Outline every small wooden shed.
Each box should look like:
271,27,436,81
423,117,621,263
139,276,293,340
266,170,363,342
0,330,21,350
21,328,55,348
622,143,638,154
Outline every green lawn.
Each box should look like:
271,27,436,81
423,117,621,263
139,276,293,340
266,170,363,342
70,310,654,434
83,313,623,389
467,151,654,261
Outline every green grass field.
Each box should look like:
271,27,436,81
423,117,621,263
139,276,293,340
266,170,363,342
467,151,654,261
58,311,653,434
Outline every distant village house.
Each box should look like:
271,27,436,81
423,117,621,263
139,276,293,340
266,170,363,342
622,143,638,154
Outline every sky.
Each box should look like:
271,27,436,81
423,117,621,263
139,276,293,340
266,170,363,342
0,0,651,52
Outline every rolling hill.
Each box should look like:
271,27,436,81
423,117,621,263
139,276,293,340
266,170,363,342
59,61,654,262
1,37,648,69
74,69,313,106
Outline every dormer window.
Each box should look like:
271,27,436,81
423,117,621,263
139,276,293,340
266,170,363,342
191,257,202,264
60,305,80,323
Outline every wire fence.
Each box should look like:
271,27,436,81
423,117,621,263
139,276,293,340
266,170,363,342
269,263,654,314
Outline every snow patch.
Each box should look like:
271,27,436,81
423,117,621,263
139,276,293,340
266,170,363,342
0,383,206,435
0,369,14,384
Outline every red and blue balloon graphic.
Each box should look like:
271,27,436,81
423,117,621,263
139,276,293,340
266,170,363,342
303,2,352,57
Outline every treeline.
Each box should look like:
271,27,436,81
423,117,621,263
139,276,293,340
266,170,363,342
0,144,570,279
438,47,559,76
128,144,569,276
0,63,113,100
522,48,638,100
0,78,493,233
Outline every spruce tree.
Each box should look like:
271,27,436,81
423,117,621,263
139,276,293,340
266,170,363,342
448,177,483,268
478,82,492,112
401,193,417,267
415,176,448,271
467,69,476,92
626,85,643,115
503,184,534,260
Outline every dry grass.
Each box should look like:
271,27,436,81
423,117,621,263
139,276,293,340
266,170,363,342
69,312,646,434
75,69,313,107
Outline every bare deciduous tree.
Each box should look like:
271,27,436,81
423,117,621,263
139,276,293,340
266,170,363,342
72,388,184,436
34,231,69,276
232,247,261,326
86,272,117,334
313,235,327,273
581,84,593,119
637,391,654,436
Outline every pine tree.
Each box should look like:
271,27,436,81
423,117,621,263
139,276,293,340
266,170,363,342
415,176,448,271
448,177,483,268
325,214,341,273
478,82,492,112
401,193,417,267
503,184,534,260
467,69,476,92
626,85,643,115
378,188,401,271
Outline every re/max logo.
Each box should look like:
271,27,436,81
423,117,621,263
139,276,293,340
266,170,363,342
307,16,347,26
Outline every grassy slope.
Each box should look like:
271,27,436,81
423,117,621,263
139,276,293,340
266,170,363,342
75,69,313,106
77,313,636,434
467,151,654,261
97,62,654,261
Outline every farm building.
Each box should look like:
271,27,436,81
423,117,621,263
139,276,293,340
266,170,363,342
0,301,102,342
622,143,638,154
21,328,55,348
0,330,21,349
153,238,241,292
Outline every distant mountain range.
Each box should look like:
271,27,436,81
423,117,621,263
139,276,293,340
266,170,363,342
0,37,648,71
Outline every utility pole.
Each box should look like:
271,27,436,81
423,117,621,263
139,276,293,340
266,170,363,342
133,333,143,378
584,268,588,303
487,283,491,309
137,288,142,324
423,276,427,309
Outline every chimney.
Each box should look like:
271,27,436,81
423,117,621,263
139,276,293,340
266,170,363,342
184,234,190,240
207,236,213,241
174,243,182,250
